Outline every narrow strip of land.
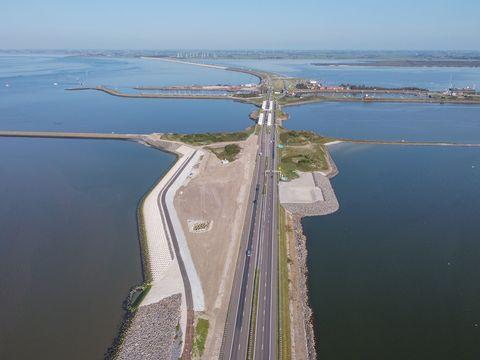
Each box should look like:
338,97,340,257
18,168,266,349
3,130,480,149
0,130,139,140
280,96,480,107
141,56,268,85
67,86,237,100
333,139,480,147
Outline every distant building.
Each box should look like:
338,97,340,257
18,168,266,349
447,86,477,96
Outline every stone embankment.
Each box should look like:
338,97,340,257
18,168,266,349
67,86,234,100
281,146,340,359
116,294,182,360
282,173,339,217
140,136,182,153
280,142,340,217
290,213,317,359
282,173,339,360
321,144,339,178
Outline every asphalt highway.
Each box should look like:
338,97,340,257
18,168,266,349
221,91,278,360
254,98,278,360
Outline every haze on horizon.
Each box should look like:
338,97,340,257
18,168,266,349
2,0,479,51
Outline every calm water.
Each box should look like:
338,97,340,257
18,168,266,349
285,102,480,143
212,59,480,91
304,143,480,360
253,58,480,359
0,138,175,359
0,55,256,87
0,55,254,359
0,55,255,133
3,55,480,359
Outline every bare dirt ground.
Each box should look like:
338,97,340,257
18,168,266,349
174,133,258,359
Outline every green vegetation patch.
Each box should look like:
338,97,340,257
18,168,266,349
128,283,152,311
247,270,260,360
234,93,261,98
192,318,209,358
162,126,254,146
283,78,308,92
209,143,241,162
279,129,333,146
275,108,289,121
278,207,292,360
278,129,334,180
104,281,152,359
240,97,264,107
277,96,321,106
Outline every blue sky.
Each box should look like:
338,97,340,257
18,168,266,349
2,0,479,50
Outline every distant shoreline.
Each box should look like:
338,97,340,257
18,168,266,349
313,60,480,68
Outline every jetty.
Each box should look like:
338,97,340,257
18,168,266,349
66,86,237,100
0,130,140,140
333,138,480,147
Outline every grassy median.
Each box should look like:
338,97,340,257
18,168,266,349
247,270,260,360
278,206,292,360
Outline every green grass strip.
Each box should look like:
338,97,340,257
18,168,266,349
247,269,261,360
192,318,209,358
278,206,292,360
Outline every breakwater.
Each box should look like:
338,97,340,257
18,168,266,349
0,130,139,140
66,86,235,100
335,139,480,147
140,57,267,85
281,96,480,107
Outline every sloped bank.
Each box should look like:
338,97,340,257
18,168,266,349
106,137,205,359
279,145,340,360
105,139,180,359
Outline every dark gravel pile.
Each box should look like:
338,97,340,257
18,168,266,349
117,293,182,360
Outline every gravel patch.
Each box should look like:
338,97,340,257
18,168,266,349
282,172,339,216
117,293,182,360
279,172,324,204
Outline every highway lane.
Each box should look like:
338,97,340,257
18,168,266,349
221,123,269,359
254,98,279,360
0,120,279,360
221,89,279,360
